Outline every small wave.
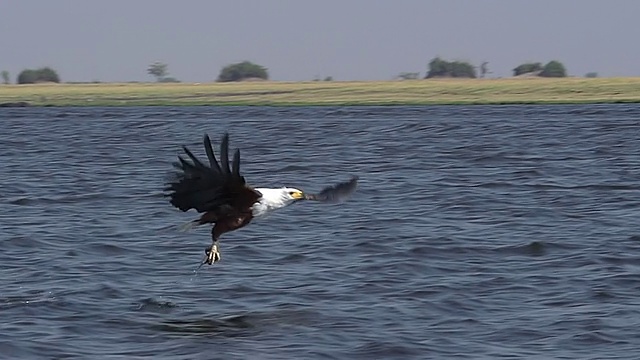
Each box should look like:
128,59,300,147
0,292,57,310
153,316,255,336
7,197,31,205
85,243,129,256
153,305,321,337
133,297,178,312
569,330,624,346
462,182,640,191
277,253,307,263
568,183,640,191
351,340,423,358
3,235,46,249
512,168,544,177
121,121,172,129
274,165,312,173
496,241,549,257
470,152,513,164
591,289,615,301
567,107,608,116
5,191,164,206
6,192,107,206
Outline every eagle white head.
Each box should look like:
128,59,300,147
251,186,306,218
282,187,306,201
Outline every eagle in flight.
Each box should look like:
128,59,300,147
165,133,358,265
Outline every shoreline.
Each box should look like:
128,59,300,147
1,78,640,107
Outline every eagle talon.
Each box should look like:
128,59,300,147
204,243,221,265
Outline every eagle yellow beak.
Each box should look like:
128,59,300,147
291,191,305,200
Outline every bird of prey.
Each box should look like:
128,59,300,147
164,132,358,266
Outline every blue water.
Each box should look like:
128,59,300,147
2,104,640,359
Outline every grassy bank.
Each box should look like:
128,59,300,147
1,77,640,106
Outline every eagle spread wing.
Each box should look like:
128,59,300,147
164,133,261,216
165,132,359,266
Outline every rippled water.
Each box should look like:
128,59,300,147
2,104,640,359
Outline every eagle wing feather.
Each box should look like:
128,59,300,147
165,133,261,215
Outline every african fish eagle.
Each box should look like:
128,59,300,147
164,132,358,265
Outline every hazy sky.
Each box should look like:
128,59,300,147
2,0,639,82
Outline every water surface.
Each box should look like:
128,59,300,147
1,105,640,359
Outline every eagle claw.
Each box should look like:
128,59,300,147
204,243,221,265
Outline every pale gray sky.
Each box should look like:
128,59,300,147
1,0,639,82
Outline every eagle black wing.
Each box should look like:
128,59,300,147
306,176,359,203
164,133,261,215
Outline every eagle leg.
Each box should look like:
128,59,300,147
204,242,221,265
201,214,253,265
203,225,224,265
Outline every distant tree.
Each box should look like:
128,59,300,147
426,57,450,78
1,71,9,84
217,61,269,82
585,72,598,78
17,67,60,84
323,76,333,81
449,61,476,78
425,57,476,78
37,67,60,82
513,62,543,76
17,70,37,84
147,61,169,82
540,60,567,77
